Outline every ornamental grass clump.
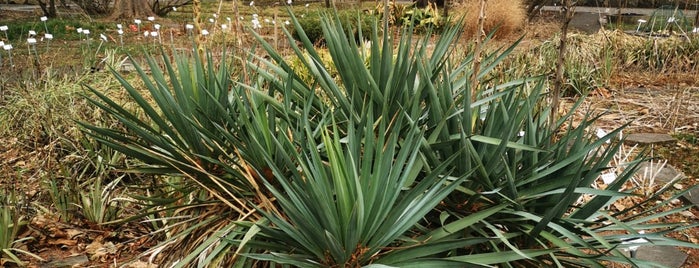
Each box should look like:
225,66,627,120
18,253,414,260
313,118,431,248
81,8,698,267
453,0,526,39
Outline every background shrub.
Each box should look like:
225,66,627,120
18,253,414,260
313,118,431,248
292,10,374,44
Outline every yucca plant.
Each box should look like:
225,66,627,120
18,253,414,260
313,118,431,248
81,7,698,267
241,10,698,267
79,48,271,266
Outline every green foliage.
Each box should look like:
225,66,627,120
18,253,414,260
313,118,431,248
81,9,698,267
79,47,266,266
0,18,110,42
291,9,374,44
0,191,42,265
401,2,444,30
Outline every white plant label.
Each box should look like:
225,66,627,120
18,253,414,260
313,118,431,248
134,19,142,24
209,18,214,23
27,38,37,44
596,128,610,143
100,34,107,41
83,29,90,35
77,28,83,33
0,25,8,31
150,31,158,37
185,24,194,30
221,24,227,30
40,16,48,21
201,29,209,36
147,16,155,21
0,41,3,46
117,24,122,29
28,30,36,36
45,33,53,39
3,44,12,50
601,172,616,184
117,29,124,35
154,24,161,30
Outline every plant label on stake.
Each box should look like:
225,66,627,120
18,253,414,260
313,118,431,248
185,24,194,42
154,24,162,44
150,31,158,46
117,29,124,47
40,16,49,33
83,29,91,58
0,25,8,43
134,19,142,33
636,19,647,33
44,33,53,52
3,43,13,67
27,37,39,69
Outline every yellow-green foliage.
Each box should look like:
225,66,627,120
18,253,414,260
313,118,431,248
452,0,526,39
286,48,338,86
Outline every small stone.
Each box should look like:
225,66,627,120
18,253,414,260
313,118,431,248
679,211,695,219
682,186,699,208
625,133,676,145
635,246,688,267
637,162,685,184
42,254,89,268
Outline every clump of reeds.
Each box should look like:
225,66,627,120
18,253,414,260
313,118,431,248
451,0,526,39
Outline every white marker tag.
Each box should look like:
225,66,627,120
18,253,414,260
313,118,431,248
601,172,616,184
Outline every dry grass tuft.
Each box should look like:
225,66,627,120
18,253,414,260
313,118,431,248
452,0,526,40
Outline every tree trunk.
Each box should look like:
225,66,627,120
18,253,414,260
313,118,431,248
37,0,57,18
111,0,156,20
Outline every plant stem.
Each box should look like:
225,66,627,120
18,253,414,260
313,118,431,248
470,0,487,100
550,0,575,132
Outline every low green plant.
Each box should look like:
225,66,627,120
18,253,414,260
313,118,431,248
0,191,42,266
78,176,123,225
46,172,79,222
402,2,444,30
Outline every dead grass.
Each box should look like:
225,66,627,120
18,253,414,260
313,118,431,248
452,0,526,40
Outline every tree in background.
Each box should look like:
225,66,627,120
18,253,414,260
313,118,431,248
152,0,193,17
111,0,156,19
36,0,57,17
73,0,111,15
524,0,552,19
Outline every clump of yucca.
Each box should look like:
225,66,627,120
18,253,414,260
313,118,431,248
452,0,526,39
